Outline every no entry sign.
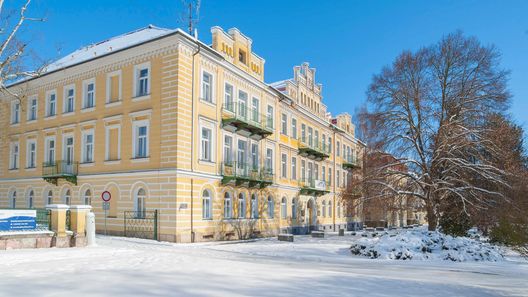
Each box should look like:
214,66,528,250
101,191,112,202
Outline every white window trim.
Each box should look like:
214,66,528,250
133,62,151,99
82,78,96,110
223,82,234,111
200,69,215,104
26,139,37,169
62,133,75,162
45,90,57,118
105,124,121,161
81,129,95,164
63,84,76,114
281,153,288,179
9,141,20,170
199,118,216,163
106,70,122,103
132,119,150,159
11,100,20,125
44,136,56,164
291,117,297,139
27,95,38,122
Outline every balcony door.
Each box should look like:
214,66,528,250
63,136,74,173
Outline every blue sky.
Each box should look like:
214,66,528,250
18,0,528,132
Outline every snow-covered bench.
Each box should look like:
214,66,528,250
278,234,294,242
311,231,325,238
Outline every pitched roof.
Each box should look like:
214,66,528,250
44,25,174,72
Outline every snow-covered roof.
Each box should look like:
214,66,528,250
44,25,175,73
269,79,291,89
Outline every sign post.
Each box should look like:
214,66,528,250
101,191,111,236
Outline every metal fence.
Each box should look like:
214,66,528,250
35,209,52,231
124,210,158,240
65,209,71,231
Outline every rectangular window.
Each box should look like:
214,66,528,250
82,131,94,163
315,131,319,147
322,165,326,182
308,127,313,146
337,170,340,188
328,137,332,153
328,168,332,186
281,113,288,135
10,142,19,169
251,97,259,122
337,141,341,156
237,140,247,169
82,81,95,109
201,71,213,103
291,118,297,139
135,64,150,97
238,91,248,120
266,105,274,129
301,124,306,142
201,127,212,161
64,86,75,113
291,157,297,180
224,135,233,164
47,92,56,117
251,143,259,170
308,162,313,181
28,97,37,121
265,148,273,171
314,164,319,181
63,136,74,164
224,83,233,111
281,153,287,178
301,160,306,180
322,134,327,152
133,122,149,158
11,101,20,124
26,140,36,168
45,137,55,165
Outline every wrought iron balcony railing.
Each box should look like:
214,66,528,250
299,178,330,196
220,161,274,188
222,102,273,139
297,137,330,160
42,160,78,185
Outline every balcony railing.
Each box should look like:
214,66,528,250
220,161,273,188
342,156,361,170
222,102,273,139
42,160,78,185
297,137,330,160
299,178,330,196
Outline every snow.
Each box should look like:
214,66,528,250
350,229,504,261
0,233,527,296
44,25,174,73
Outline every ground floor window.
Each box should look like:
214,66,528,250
224,192,232,219
202,190,212,220
251,194,259,219
238,193,246,219
27,190,34,208
292,198,297,219
281,197,287,219
84,189,92,205
9,191,16,208
135,188,146,219
267,196,274,218
46,190,53,205
63,189,71,205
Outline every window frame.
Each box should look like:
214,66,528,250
133,62,151,98
106,70,122,104
26,139,37,169
44,136,56,165
132,120,150,159
27,95,38,122
63,84,76,114
200,70,214,104
82,78,96,110
11,100,20,124
81,129,95,163
45,90,57,117
9,141,20,170
202,189,213,220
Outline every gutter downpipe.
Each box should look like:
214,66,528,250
190,39,202,243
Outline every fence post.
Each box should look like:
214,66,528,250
70,205,92,247
154,210,158,241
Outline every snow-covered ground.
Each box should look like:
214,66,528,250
1,232,527,297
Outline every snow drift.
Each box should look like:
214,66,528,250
350,229,504,261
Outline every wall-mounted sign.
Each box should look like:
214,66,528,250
0,209,36,231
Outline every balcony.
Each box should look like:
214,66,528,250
42,161,79,185
299,178,330,196
297,137,330,160
342,156,361,170
220,161,273,188
222,102,273,140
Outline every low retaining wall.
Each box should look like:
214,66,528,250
0,231,54,250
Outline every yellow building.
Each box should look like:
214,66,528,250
0,25,365,242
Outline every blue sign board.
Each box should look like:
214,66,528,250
0,210,37,231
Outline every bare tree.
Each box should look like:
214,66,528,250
0,0,45,99
364,31,510,230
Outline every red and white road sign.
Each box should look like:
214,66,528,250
101,191,112,202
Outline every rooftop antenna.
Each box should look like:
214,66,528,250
180,0,200,37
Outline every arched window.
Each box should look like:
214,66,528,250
281,197,287,219
27,190,34,208
238,193,246,219
322,201,326,218
328,201,332,217
292,198,297,219
337,204,341,218
9,191,17,208
63,189,71,205
267,196,274,219
224,192,232,219
202,189,212,220
135,188,146,219
46,190,53,205
84,189,92,205
251,194,258,219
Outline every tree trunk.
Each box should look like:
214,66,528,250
425,199,437,231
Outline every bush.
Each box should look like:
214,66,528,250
439,211,472,237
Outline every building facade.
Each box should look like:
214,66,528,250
0,25,364,242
